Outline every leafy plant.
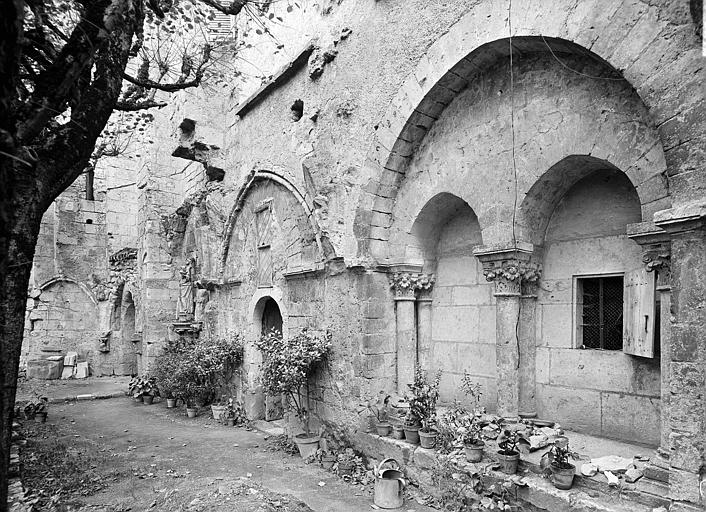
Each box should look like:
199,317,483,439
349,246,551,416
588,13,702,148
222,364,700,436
223,397,248,427
406,365,442,432
157,330,244,406
254,328,332,436
150,353,180,399
461,372,485,415
541,437,579,470
497,429,520,456
24,395,48,418
366,392,391,423
128,376,159,398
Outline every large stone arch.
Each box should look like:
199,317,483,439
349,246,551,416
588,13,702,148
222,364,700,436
220,169,334,281
355,0,702,259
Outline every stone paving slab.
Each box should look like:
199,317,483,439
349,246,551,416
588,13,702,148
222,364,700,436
15,375,131,403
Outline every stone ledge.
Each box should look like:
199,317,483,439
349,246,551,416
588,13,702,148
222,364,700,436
352,432,656,512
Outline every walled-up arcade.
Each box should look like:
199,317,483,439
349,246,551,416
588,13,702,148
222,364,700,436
23,0,705,510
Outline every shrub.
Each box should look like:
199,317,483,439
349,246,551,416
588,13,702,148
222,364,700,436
155,330,244,407
254,328,331,435
406,364,442,432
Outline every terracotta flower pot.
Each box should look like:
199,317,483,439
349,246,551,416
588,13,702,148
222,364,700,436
464,441,485,462
166,398,177,408
143,395,154,405
211,404,227,421
294,433,320,459
186,407,198,418
225,418,235,427
551,463,575,490
337,461,355,476
403,426,420,444
375,422,392,436
497,451,520,474
321,456,336,471
419,430,437,449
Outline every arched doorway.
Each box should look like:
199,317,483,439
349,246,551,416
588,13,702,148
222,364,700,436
255,296,285,421
261,297,283,336
121,291,139,376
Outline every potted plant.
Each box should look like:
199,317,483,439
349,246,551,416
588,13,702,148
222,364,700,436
151,351,179,407
320,449,337,471
406,365,442,449
335,448,359,477
460,416,485,462
142,377,160,405
255,328,332,458
368,393,392,436
128,376,145,402
24,396,48,423
497,429,521,474
541,436,579,489
222,398,247,427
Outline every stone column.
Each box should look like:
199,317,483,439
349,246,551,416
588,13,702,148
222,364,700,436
474,244,540,420
654,203,706,507
416,287,434,370
389,271,434,394
518,280,539,418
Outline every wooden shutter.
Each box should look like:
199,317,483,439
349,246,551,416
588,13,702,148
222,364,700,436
623,268,655,358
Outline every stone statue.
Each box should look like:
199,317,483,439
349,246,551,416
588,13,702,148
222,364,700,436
176,257,195,321
194,280,211,324
98,331,111,353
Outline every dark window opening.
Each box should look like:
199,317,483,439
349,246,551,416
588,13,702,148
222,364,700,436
291,99,304,121
578,276,623,350
85,167,95,201
85,219,93,224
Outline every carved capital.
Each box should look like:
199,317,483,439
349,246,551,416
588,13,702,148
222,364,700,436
642,244,671,288
482,261,542,297
389,272,435,299
628,225,672,290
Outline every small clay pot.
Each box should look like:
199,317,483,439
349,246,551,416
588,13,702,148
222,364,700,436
166,399,177,408
551,463,576,490
404,426,420,444
186,407,198,418
375,422,392,436
464,441,485,462
143,395,154,405
419,430,437,449
294,434,320,459
225,418,235,427
392,425,405,440
497,451,520,474
338,461,355,476
321,456,336,471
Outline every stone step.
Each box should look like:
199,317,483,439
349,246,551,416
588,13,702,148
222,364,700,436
643,464,669,483
636,477,670,499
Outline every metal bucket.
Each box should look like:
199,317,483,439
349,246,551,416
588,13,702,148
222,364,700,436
374,458,406,509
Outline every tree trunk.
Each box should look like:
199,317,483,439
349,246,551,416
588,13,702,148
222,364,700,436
0,192,43,512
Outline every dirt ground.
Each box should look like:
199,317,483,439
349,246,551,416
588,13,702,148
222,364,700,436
16,397,434,512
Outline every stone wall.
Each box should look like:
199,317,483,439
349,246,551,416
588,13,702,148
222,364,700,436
23,0,704,508
23,156,140,376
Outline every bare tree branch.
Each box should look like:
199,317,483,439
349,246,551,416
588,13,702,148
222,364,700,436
115,99,167,111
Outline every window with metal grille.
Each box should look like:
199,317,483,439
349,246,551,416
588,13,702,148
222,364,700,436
577,276,624,350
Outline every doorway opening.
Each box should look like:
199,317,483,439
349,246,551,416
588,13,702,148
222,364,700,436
261,297,283,337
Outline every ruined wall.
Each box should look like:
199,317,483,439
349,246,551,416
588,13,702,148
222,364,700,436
23,155,140,375
125,0,704,506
